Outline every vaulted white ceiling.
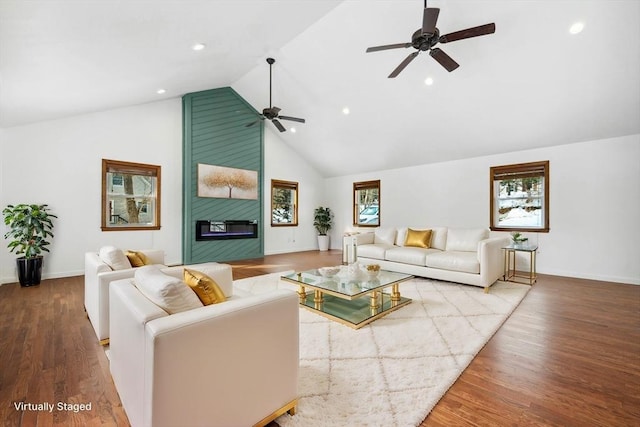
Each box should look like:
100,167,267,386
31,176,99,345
1,0,638,177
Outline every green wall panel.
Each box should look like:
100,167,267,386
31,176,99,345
182,87,264,264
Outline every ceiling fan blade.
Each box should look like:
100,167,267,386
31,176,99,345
422,7,440,36
429,48,459,72
439,23,496,43
366,43,412,53
388,51,419,78
279,115,306,123
272,119,286,132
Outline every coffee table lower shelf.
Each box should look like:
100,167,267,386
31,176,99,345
300,291,411,329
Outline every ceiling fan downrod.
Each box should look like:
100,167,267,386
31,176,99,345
267,57,275,108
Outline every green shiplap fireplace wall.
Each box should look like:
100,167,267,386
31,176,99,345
182,87,263,264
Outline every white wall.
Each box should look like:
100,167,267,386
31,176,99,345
0,97,329,284
326,134,640,285
2,97,637,286
262,127,327,254
0,99,184,284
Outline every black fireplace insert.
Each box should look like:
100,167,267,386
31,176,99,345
196,220,258,241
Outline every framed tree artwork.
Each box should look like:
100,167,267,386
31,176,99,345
197,164,258,200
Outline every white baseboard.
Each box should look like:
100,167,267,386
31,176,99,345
540,268,639,286
0,269,84,286
264,246,319,255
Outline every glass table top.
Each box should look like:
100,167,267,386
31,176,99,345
281,267,413,298
281,266,414,329
503,243,539,252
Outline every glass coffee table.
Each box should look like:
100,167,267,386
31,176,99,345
281,268,413,329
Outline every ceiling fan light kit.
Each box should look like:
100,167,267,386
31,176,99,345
246,57,306,133
366,1,496,77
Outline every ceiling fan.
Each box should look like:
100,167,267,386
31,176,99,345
366,0,495,77
246,57,305,132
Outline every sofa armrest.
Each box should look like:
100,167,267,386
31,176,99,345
115,288,299,427
355,232,375,245
109,278,169,426
478,237,510,287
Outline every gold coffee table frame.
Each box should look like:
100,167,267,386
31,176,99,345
281,268,413,329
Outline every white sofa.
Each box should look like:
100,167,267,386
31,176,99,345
356,227,509,292
84,248,166,344
108,265,299,427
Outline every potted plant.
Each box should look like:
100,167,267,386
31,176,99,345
2,204,57,287
313,206,333,251
510,231,528,247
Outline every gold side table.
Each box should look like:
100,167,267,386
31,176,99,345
502,243,538,285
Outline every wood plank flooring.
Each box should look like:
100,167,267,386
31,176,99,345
0,250,638,426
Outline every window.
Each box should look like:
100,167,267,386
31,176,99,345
102,159,161,231
353,180,380,227
490,161,549,232
271,179,298,226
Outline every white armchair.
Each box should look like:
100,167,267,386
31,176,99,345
108,274,299,427
84,248,166,345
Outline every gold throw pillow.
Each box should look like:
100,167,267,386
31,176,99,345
183,268,227,305
404,228,432,248
126,250,150,267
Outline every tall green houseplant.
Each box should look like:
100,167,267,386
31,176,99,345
313,206,333,251
3,203,57,286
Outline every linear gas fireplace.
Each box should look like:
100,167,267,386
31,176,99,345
196,220,258,241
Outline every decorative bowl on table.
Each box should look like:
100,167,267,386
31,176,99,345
318,266,341,278
364,264,381,279
366,270,379,280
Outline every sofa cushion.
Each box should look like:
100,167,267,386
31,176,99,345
426,251,480,274
357,243,393,260
183,268,227,305
126,250,150,267
428,227,448,250
355,232,374,245
385,247,440,266
99,246,132,271
374,228,397,245
404,228,432,248
134,266,203,314
445,228,489,252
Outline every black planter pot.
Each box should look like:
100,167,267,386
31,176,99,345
17,256,43,287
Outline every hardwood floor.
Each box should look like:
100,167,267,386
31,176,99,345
0,250,638,426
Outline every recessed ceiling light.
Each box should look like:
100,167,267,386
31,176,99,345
342,107,350,115
192,43,206,51
569,22,584,34
156,89,166,94
290,127,297,133
424,77,434,86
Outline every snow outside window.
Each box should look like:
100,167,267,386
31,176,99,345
271,179,298,226
490,161,549,232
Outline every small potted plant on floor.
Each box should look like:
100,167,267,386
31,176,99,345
313,206,333,251
2,203,57,286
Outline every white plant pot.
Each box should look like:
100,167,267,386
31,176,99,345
317,235,330,251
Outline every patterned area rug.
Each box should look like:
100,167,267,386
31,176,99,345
234,273,530,427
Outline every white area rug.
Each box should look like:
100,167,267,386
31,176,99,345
234,273,530,427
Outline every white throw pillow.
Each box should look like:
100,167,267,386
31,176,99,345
445,228,489,252
134,265,203,314
374,228,397,245
98,246,132,271
395,228,408,246
429,227,448,250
